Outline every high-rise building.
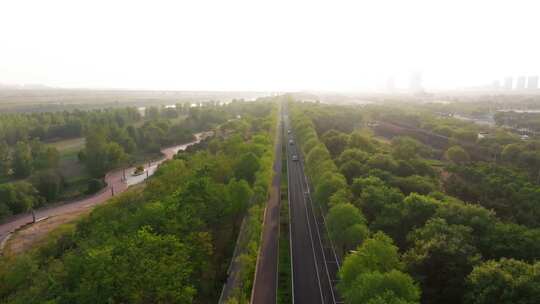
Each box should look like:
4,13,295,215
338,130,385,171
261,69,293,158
527,76,539,89
504,77,513,90
516,76,526,90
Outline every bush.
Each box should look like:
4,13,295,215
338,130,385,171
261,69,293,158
86,178,106,195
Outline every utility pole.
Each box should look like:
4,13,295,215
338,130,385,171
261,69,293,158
111,186,115,196
31,209,36,223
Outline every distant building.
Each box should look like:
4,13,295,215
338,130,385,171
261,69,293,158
516,76,526,90
504,77,513,90
527,76,539,89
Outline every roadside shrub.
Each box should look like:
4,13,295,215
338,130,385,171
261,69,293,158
86,178,106,195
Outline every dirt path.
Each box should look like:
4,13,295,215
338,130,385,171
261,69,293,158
0,132,211,255
3,209,92,255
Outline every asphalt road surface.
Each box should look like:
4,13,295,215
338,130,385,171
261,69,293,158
250,113,283,304
285,114,339,304
0,133,209,248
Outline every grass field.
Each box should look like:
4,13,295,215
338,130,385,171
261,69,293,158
46,137,92,200
47,137,86,154
48,138,87,179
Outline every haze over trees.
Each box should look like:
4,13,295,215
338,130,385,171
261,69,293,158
0,99,278,303
290,100,540,304
2,97,540,303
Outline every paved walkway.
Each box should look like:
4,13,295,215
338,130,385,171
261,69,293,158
0,132,210,252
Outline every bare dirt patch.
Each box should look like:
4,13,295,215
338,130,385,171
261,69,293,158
3,209,90,256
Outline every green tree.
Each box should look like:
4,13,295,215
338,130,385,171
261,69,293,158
106,142,127,167
356,179,404,222
327,203,369,256
391,137,422,161
366,154,398,174
465,258,540,304
226,178,253,230
86,178,106,195
84,127,110,177
0,182,41,214
445,145,470,164
234,153,260,185
348,131,376,152
339,232,403,289
31,170,64,202
453,129,478,143
321,129,349,158
390,175,437,195
145,106,160,120
351,176,386,198
373,193,439,248
306,145,332,168
337,148,369,167
84,127,127,177
404,218,481,304
0,141,10,176
501,143,523,163
328,188,353,208
314,172,347,208
342,270,421,304
12,141,33,178
339,160,364,184
338,232,420,304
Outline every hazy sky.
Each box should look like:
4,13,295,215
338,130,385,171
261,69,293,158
1,0,539,91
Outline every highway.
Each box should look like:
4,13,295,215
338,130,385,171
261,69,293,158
284,113,341,304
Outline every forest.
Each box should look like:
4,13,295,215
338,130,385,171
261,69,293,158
289,101,540,304
0,99,277,303
0,102,246,221
2,97,540,304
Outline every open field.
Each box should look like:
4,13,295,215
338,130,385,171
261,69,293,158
0,89,269,112
47,137,85,153
47,137,91,200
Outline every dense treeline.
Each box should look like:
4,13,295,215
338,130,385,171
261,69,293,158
0,102,256,222
0,108,145,208
445,163,540,227
0,108,141,145
290,101,540,304
0,138,63,220
0,138,61,179
0,99,278,303
79,102,269,178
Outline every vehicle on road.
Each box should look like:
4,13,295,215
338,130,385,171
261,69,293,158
292,155,298,161
289,139,294,145
288,129,291,134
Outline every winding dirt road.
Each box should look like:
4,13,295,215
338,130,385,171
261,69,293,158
0,132,210,252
